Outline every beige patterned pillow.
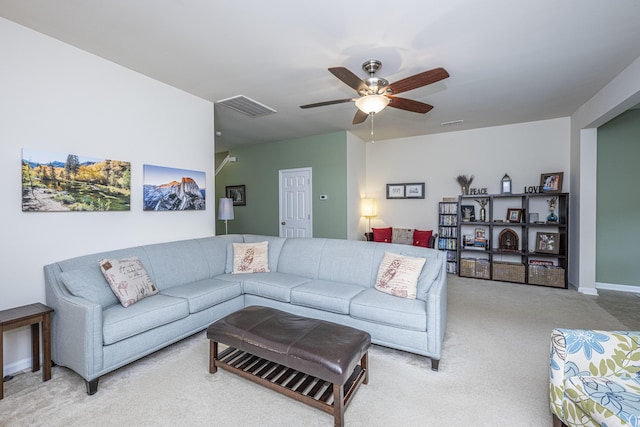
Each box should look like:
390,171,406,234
99,257,158,307
374,251,426,299
232,241,270,274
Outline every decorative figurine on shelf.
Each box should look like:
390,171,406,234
456,174,474,195
475,198,489,222
547,196,558,223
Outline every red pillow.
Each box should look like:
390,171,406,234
413,229,433,248
372,227,392,243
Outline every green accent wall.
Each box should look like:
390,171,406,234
596,109,640,286
215,132,348,238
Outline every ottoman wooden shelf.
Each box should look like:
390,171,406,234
207,306,371,427
0,303,54,400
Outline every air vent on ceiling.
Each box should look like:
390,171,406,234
216,95,277,118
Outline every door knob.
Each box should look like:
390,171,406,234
281,221,286,225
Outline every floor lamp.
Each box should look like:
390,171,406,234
218,198,234,234
360,198,377,232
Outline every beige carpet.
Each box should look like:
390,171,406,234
2,276,636,427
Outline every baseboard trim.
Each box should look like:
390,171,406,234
3,357,33,377
596,282,640,294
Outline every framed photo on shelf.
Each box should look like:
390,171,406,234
461,205,476,222
507,208,522,223
540,172,563,193
386,184,405,199
535,232,560,254
225,185,246,206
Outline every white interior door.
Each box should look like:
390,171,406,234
279,168,312,238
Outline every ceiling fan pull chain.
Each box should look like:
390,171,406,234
370,112,375,143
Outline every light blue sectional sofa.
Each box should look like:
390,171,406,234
44,234,447,394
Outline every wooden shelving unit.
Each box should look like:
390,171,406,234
457,193,569,288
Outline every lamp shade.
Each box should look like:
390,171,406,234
218,198,234,220
355,95,389,114
360,198,377,217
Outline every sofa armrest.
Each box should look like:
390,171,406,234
549,328,640,419
425,252,448,366
44,264,104,381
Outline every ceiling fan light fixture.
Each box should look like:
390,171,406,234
355,94,390,115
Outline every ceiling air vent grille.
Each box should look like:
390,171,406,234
216,95,277,118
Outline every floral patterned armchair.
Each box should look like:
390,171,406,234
550,328,640,427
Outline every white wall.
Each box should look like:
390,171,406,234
570,55,640,295
365,118,570,233
0,18,215,373
346,132,367,240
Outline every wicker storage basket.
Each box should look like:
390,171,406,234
474,259,490,279
460,258,476,277
492,262,525,283
528,265,565,288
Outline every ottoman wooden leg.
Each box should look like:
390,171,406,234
333,382,345,427
362,352,369,385
209,341,218,374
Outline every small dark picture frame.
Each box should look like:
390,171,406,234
507,208,522,223
535,232,559,254
540,172,563,193
226,185,246,206
461,205,476,222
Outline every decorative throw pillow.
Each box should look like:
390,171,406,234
232,241,270,274
413,229,433,248
374,251,426,299
372,227,392,243
392,228,414,245
99,257,158,308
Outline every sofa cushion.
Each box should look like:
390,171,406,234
102,294,189,344
350,288,426,331
317,239,377,287
374,251,426,299
141,239,210,290
277,238,326,279
372,227,392,243
242,272,311,302
232,241,270,273
564,376,640,427
160,278,242,313
413,229,433,248
195,235,244,276
392,228,414,245
99,257,158,307
61,266,119,307
290,280,366,314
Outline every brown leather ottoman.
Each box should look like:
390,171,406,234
207,306,371,427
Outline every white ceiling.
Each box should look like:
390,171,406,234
2,1,640,152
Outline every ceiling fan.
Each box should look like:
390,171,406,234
300,60,449,124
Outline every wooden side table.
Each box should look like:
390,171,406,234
0,303,54,400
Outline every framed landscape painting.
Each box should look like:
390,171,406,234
21,148,131,212
143,164,206,211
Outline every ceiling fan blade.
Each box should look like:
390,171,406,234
300,98,353,109
387,67,449,95
329,67,368,93
352,109,369,125
387,96,434,114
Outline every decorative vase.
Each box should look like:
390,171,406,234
462,185,469,195
547,210,558,223
480,207,486,222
